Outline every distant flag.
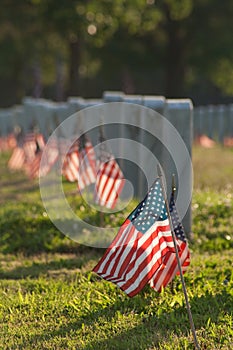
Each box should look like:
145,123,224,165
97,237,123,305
93,178,175,297
39,136,59,177
149,191,190,292
197,134,215,148
95,138,125,209
23,132,37,161
36,133,45,150
25,134,45,179
62,141,79,182
6,133,17,150
224,136,233,147
77,134,97,191
58,138,70,165
7,130,26,170
7,146,25,170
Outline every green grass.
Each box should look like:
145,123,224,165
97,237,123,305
0,145,233,349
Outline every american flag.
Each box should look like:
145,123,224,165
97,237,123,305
7,147,26,170
25,134,45,179
26,150,42,179
23,132,37,161
62,141,79,182
39,137,59,177
149,191,190,291
3,134,17,151
95,136,125,209
36,133,45,150
77,135,96,191
93,178,176,297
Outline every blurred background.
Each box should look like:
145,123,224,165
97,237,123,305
1,0,233,108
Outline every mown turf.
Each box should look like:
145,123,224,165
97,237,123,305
0,145,233,349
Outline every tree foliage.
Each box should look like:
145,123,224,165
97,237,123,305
0,0,233,106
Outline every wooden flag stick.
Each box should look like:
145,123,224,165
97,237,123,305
157,165,200,350
170,173,176,293
99,121,105,227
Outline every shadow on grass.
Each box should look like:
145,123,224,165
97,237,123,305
0,247,103,279
13,288,233,350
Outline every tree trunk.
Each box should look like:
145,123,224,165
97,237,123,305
68,39,81,97
32,61,42,98
164,9,186,97
122,67,135,94
55,56,65,101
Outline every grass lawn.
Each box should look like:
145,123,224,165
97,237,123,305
0,145,233,349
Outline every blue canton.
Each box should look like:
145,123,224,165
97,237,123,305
169,192,186,242
128,179,168,234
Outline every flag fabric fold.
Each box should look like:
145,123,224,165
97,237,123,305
62,141,79,182
93,178,176,297
149,191,190,291
25,134,46,179
95,136,125,209
39,136,59,177
23,132,37,162
77,135,97,191
7,146,25,170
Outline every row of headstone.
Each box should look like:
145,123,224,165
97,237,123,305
193,104,233,143
0,91,193,235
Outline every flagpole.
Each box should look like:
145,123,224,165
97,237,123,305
99,121,105,228
169,173,176,293
157,165,200,350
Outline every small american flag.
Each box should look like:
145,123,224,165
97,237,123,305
23,132,37,161
93,178,175,297
25,134,45,179
77,135,97,191
6,134,17,150
95,137,125,209
62,141,79,182
0,134,17,152
149,191,190,291
39,137,59,177
7,147,26,170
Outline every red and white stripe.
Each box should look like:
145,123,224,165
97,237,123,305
93,218,175,297
77,141,96,190
62,143,79,182
7,147,25,170
0,134,17,152
39,137,59,177
23,134,46,179
25,152,42,179
95,157,125,209
23,132,37,161
36,133,45,150
149,239,190,291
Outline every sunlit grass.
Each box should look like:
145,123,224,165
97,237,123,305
0,146,233,349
